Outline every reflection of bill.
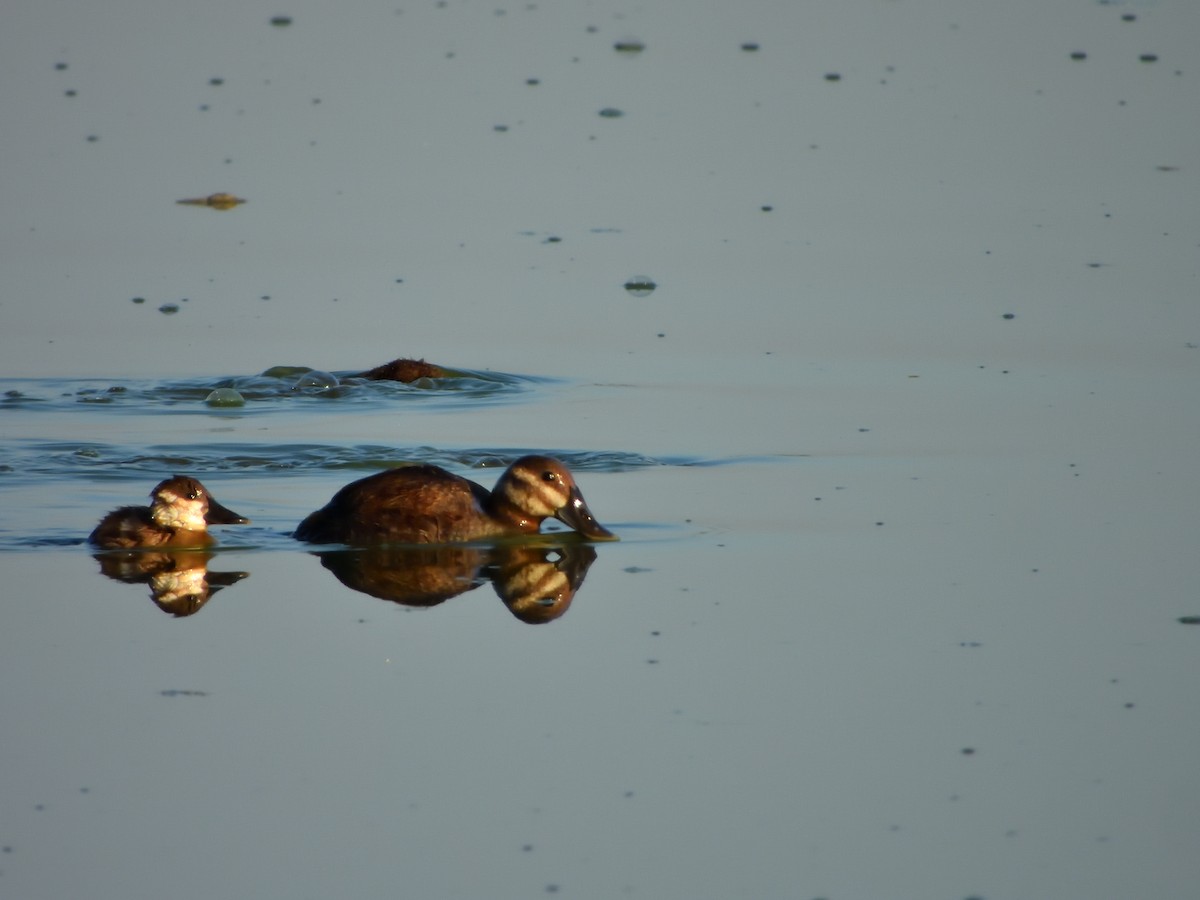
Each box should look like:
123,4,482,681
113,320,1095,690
314,541,600,624
94,550,248,617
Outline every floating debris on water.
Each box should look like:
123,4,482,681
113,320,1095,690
614,40,645,55
177,193,246,210
158,303,180,315
598,107,624,118
205,388,245,407
131,297,146,305
270,15,293,27
624,276,657,297
741,42,760,52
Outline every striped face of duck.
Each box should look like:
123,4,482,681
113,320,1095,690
490,456,616,541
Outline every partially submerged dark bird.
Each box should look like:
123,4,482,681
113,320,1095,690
353,358,449,382
89,476,250,549
294,455,616,545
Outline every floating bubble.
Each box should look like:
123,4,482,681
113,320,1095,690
624,276,657,297
293,370,338,389
205,388,245,407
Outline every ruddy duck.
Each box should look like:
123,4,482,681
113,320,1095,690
354,358,449,382
88,476,250,549
294,455,616,544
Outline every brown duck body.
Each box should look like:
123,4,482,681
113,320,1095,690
88,476,249,549
294,456,615,545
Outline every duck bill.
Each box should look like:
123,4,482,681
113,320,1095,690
555,488,617,541
205,496,250,525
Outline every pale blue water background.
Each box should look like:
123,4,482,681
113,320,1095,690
2,1,1199,898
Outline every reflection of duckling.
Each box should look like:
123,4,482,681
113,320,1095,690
94,550,248,617
353,358,449,382
89,476,249,549
294,456,615,545
313,541,598,623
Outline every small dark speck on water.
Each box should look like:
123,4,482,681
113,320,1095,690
613,40,645,54
1178,615,1200,625
493,124,509,132
624,276,656,297
55,62,68,70
824,72,842,81
270,15,293,27
1070,51,1087,61
761,205,773,211
961,747,976,756
158,303,180,315
741,42,760,52
598,107,624,118
209,77,224,85
131,297,145,304
1122,13,1136,22
1139,54,1158,63
86,134,99,142
526,77,540,85
1002,312,1016,319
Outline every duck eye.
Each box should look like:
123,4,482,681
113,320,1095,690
188,490,201,500
541,471,558,483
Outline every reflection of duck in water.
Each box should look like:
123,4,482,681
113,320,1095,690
352,357,449,382
95,550,249,617
314,542,597,623
89,476,250,549
294,456,616,545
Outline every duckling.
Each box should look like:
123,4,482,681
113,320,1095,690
89,476,249,549
294,455,615,545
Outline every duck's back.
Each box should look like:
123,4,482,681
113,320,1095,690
294,465,497,544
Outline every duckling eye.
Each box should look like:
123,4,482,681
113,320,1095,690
188,490,201,500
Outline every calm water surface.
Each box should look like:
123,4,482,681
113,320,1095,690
3,1,1199,898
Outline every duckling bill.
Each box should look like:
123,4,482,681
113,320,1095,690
89,476,249,549
294,455,616,545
